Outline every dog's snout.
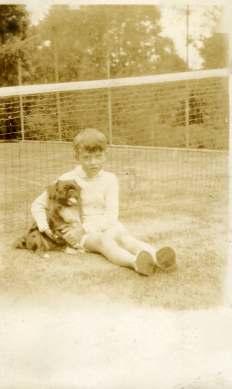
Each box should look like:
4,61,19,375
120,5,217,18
67,197,78,205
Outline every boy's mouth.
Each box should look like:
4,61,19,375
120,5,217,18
86,166,101,177
89,167,99,173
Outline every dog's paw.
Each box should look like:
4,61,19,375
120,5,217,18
37,251,50,259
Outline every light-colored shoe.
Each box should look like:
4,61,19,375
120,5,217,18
155,247,177,271
134,250,154,276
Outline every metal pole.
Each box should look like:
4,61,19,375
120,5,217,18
224,72,232,306
185,96,190,147
185,4,190,148
186,4,190,69
53,34,62,141
17,58,25,141
107,56,113,145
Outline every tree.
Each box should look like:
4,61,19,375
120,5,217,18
199,32,228,69
196,6,228,69
0,5,30,140
29,5,187,83
0,4,28,44
0,5,30,86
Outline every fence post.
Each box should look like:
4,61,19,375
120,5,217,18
53,37,62,141
224,71,232,306
55,92,62,141
185,95,190,148
107,57,113,145
185,4,190,148
17,58,25,141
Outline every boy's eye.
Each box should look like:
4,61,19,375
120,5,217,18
83,154,101,160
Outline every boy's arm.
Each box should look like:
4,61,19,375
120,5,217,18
31,191,50,232
31,191,60,241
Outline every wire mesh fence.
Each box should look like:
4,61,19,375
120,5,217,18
0,68,229,234
0,141,228,234
0,68,229,149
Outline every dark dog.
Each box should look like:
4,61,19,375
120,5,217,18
14,179,83,254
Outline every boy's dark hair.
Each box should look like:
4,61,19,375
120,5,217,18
73,128,107,153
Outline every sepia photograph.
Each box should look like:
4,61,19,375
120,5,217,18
0,0,231,388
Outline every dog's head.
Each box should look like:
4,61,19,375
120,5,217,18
47,179,81,207
26,230,45,251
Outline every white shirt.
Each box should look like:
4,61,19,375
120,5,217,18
31,165,119,233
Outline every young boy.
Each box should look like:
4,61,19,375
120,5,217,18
31,128,176,276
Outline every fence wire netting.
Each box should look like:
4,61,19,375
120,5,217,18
0,69,229,149
0,142,228,234
0,69,229,233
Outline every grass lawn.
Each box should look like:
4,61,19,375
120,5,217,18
0,142,229,310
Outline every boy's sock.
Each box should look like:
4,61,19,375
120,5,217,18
155,247,177,271
134,250,154,276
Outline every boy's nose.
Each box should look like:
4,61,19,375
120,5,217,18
90,157,98,164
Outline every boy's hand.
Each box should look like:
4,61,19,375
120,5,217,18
60,225,82,247
43,228,60,242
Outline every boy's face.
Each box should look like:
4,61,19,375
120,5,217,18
77,148,106,177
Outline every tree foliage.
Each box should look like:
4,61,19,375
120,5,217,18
0,5,30,86
199,33,228,69
197,6,228,69
29,5,187,83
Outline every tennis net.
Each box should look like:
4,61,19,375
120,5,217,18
0,68,229,149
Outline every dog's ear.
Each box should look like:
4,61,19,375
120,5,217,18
68,180,80,191
57,180,79,191
47,182,58,200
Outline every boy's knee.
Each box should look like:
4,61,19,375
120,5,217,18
105,225,126,242
116,231,131,245
84,232,104,251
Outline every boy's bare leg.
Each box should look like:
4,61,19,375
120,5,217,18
83,232,154,276
84,232,134,266
116,232,154,255
103,226,155,256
